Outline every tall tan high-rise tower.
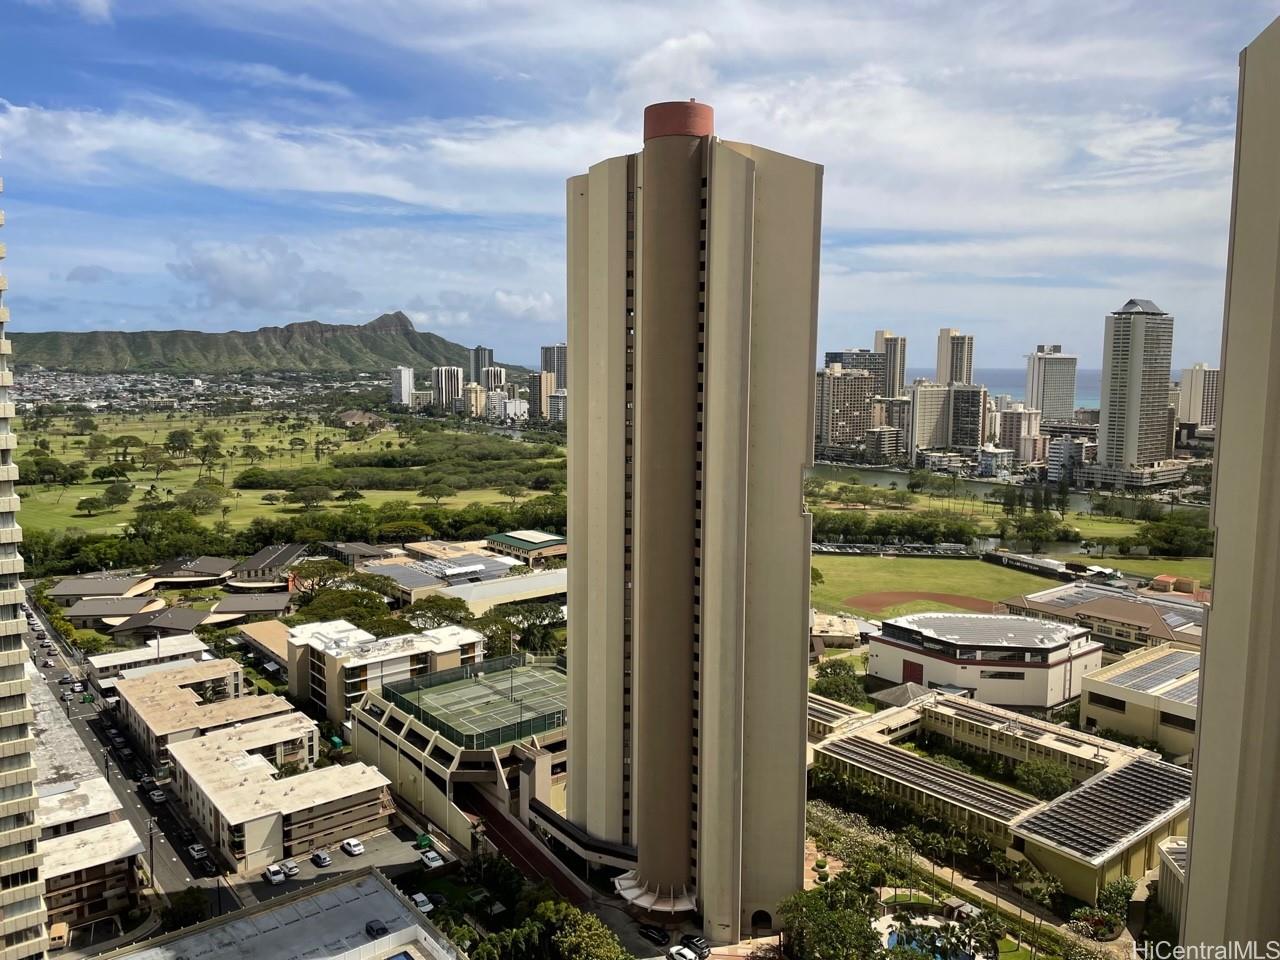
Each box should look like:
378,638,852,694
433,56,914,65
0,178,51,959
1183,15,1280,945
566,101,822,943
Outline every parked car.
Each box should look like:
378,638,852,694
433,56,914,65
71,683,84,693
419,849,444,869
118,747,134,761
262,864,285,885
426,893,447,908
199,858,219,877
680,935,712,960
147,789,167,805
365,919,388,939
175,823,196,844
638,924,670,947
311,849,332,867
139,776,157,792
667,949,698,960
187,844,208,861
409,893,434,915
58,675,72,685
280,859,300,878
340,838,365,856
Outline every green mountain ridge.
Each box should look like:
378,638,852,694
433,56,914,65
11,312,528,374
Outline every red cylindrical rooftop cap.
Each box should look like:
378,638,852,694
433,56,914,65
643,100,714,141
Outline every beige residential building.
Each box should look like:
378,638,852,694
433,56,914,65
0,176,50,960
566,100,821,942
1097,299,1176,473
1025,344,1078,422
430,366,463,412
1183,14,1280,944
1176,362,1221,427
115,659,293,769
936,328,974,385
874,329,908,398
285,619,484,725
525,370,557,420
815,363,876,447
460,381,486,417
168,713,392,874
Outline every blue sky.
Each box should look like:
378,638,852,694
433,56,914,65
0,0,1272,368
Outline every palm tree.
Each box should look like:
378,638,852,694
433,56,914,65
945,830,967,892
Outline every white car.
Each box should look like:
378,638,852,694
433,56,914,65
340,838,365,856
262,864,286,885
420,849,444,869
668,948,699,960
409,892,434,915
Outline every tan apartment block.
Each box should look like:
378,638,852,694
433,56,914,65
168,713,392,874
1081,644,1199,760
114,659,292,769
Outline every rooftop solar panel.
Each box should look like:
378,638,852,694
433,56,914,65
807,699,858,724
1107,652,1198,692
1162,676,1200,705
820,737,1038,822
1014,758,1191,864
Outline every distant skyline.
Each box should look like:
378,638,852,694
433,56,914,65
1,1,1269,366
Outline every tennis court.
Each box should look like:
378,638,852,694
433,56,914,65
401,664,568,743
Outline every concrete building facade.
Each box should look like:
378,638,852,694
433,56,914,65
469,345,494,383
1080,644,1198,760
1183,16,1280,944
541,343,568,394
822,349,886,396
566,100,821,941
1025,344,1078,422
815,363,876,447
936,328,974,385
0,176,50,960
1098,300,1176,472
430,366,463,414
1176,363,1221,428
390,366,415,406
525,371,556,420
874,329,908,398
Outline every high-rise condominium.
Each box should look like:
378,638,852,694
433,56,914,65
390,365,415,405
1176,362,1221,427
1025,344,1078,422
815,364,875,446
567,100,821,942
0,175,50,959
822,348,886,396
429,366,463,413
907,381,987,454
1097,300,1174,470
481,366,506,392
541,342,568,394
1183,15,1280,943
469,345,494,383
875,329,908,397
935,328,974,385
525,371,556,420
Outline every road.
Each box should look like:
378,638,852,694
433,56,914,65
22,594,238,923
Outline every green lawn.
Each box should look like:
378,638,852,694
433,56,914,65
18,410,523,534
1051,553,1215,586
811,555,1056,618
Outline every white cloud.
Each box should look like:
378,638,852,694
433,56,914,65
166,237,362,312
196,62,353,99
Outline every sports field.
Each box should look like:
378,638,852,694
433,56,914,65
404,664,568,747
810,554,1055,619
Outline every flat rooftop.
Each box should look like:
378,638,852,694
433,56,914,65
290,619,483,667
116,660,292,737
1086,645,1200,706
212,593,294,613
66,596,158,618
1013,582,1206,636
882,612,1088,649
239,620,290,662
487,530,565,549
166,714,389,825
437,567,567,605
40,819,144,879
820,736,1039,823
389,662,567,748
96,870,448,960
1012,757,1193,865
88,634,209,672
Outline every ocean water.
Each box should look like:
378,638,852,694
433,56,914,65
905,367,1102,409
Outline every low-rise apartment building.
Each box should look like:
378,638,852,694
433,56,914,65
85,634,210,693
30,662,143,932
1080,643,1199,760
1004,581,1205,660
115,659,293,769
867,612,1102,709
167,713,392,874
287,620,484,726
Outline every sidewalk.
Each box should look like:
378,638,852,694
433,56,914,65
66,902,163,959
